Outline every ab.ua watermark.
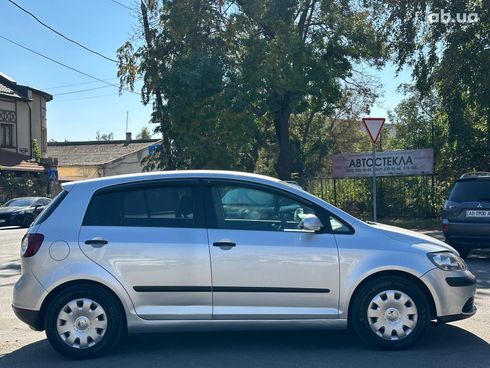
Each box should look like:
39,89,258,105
428,9,479,24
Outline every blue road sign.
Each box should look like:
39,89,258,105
148,144,159,155
47,169,58,181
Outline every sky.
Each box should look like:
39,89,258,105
0,0,412,142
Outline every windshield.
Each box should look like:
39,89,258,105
3,199,35,207
449,180,490,202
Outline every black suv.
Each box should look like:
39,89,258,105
443,172,490,258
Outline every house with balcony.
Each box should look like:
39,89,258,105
0,72,52,160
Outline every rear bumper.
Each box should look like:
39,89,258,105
12,305,43,331
443,221,490,248
444,235,490,248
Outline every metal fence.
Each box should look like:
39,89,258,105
302,175,441,220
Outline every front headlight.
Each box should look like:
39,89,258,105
427,252,467,271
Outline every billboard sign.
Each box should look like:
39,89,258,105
332,148,434,178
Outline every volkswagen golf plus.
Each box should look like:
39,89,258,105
13,171,477,359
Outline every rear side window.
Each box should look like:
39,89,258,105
32,190,68,225
83,185,200,228
449,180,490,202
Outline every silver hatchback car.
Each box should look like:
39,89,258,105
13,171,477,358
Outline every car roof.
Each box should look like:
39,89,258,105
7,197,44,200
61,170,360,226
458,172,490,180
62,170,282,191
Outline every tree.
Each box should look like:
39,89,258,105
31,139,41,162
95,131,114,141
136,126,152,140
118,0,386,179
367,0,489,171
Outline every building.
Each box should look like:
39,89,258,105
0,73,53,201
0,72,52,158
47,133,161,182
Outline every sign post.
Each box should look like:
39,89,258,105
362,118,385,222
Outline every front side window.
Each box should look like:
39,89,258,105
328,215,353,234
83,184,198,227
211,184,316,231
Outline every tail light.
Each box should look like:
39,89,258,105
442,223,449,232
21,233,45,257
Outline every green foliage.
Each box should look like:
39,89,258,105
95,131,114,141
136,126,152,140
118,0,386,179
366,0,489,171
31,139,41,162
0,171,48,202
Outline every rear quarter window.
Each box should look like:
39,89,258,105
32,190,68,225
82,184,200,228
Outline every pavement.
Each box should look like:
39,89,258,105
0,226,489,367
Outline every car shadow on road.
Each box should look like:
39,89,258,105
1,324,488,368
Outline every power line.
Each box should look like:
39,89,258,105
43,78,119,90
55,85,113,96
55,93,121,102
0,35,138,95
110,0,134,11
7,0,119,63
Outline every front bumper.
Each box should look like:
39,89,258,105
421,268,477,321
0,214,22,227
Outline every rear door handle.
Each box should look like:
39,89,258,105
213,241,236,249
85,238,108,248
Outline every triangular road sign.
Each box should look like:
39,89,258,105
362,118,385,144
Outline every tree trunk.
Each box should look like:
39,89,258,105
141,0,174,170
274,93,292,180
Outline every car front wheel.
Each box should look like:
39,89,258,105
45,285,124,359
351,275,430,349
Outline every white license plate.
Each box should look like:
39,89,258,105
466,210,490,217
0,219,5,224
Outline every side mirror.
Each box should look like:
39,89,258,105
302,214,323,232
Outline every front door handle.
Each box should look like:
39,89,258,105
85,238,108,248
213,241,236,250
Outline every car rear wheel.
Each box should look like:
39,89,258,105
351,276,430,349
45,285,124,359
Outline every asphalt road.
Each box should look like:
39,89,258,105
0,227,489,367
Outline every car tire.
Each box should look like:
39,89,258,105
21,214,34,228
45,285,125,359
351,275,430,349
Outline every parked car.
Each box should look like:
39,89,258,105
13,171,476,359
0,197,51,228
442,172,490,258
